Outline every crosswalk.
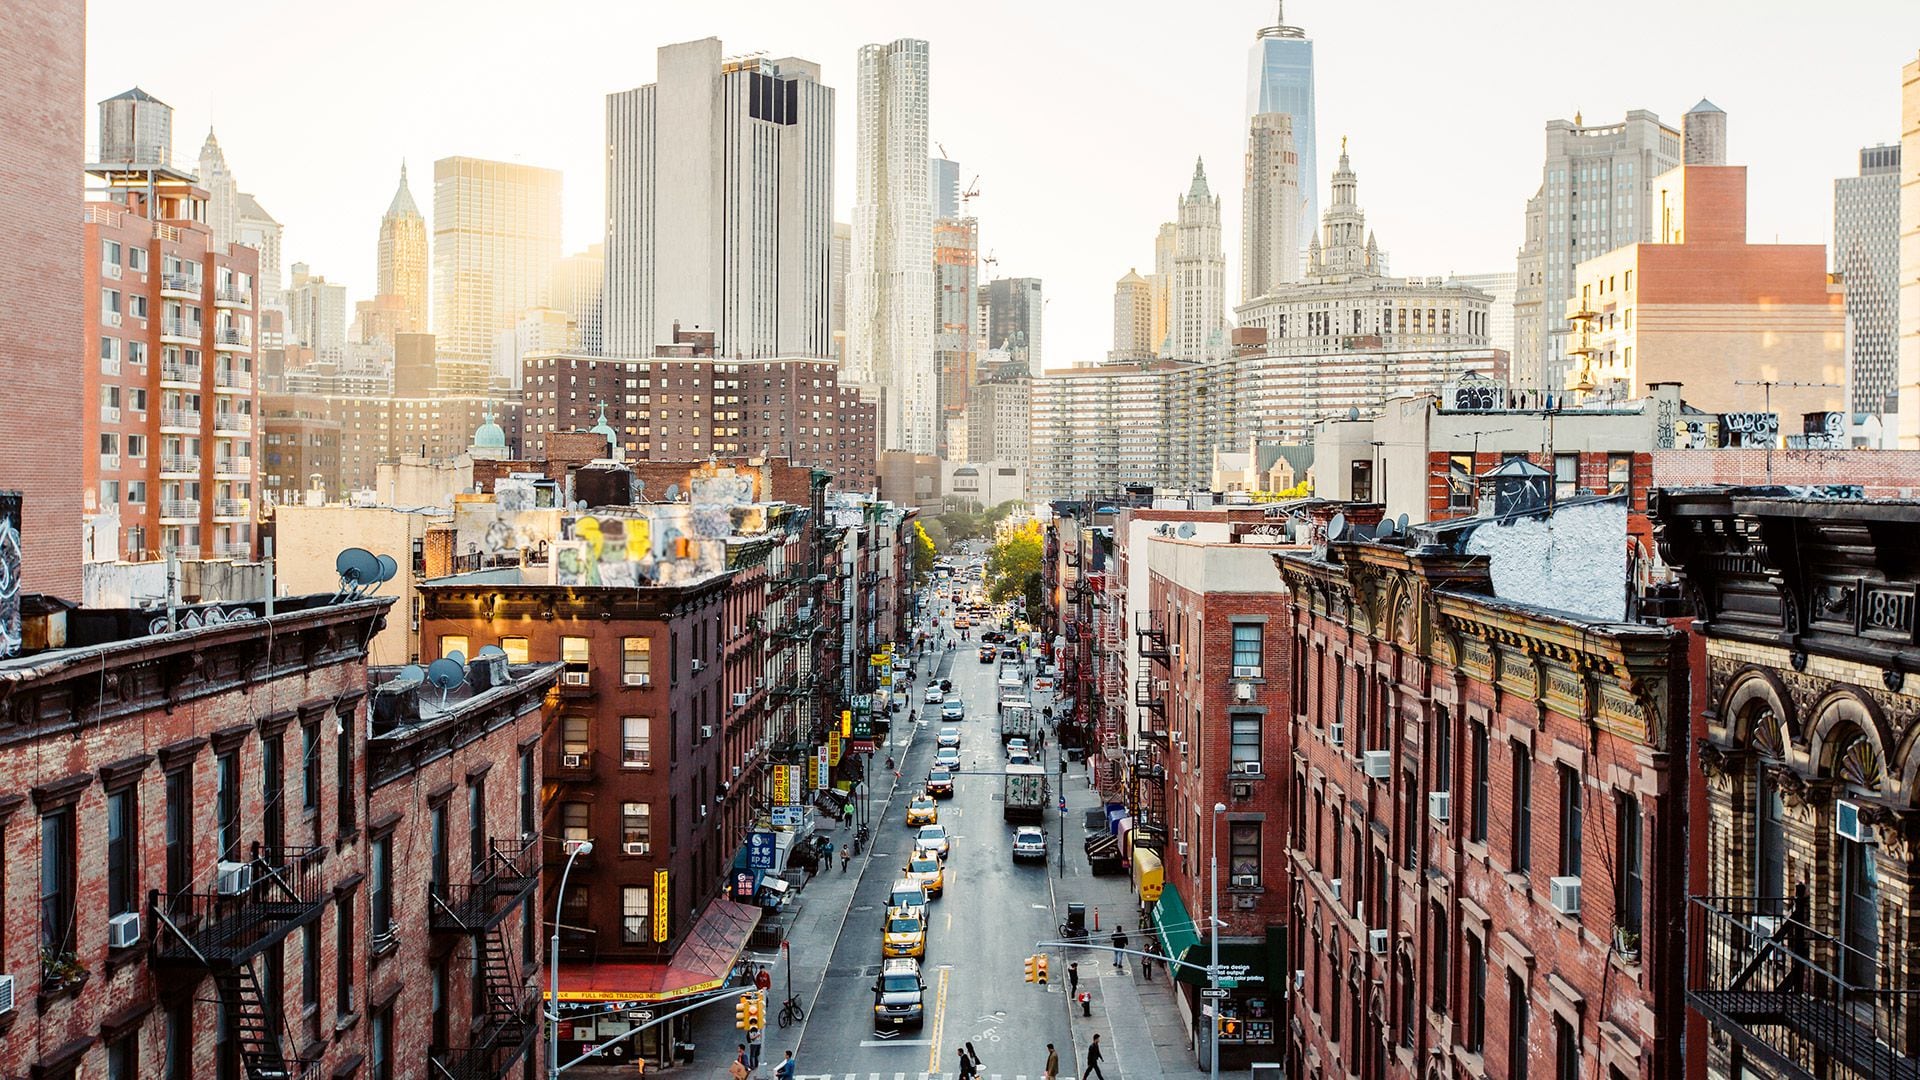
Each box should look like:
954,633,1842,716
797,1074,1043,1080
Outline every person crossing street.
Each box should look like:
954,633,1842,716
1043,1044,1059,1080
1080,1034,1105,1080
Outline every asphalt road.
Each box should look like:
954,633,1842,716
793,595,1072,1079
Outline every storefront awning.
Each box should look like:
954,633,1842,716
1152,882,1199,965
1132,846,1164,902
554,899,760,1003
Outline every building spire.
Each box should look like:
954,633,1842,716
384,159,421,220
1188,156,1211,199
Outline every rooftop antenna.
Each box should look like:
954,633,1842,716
425,656,466,708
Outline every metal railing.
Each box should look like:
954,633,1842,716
214,499,250,518
215,456,252,475
162,318,199,339
215,284,252,306
161,499,201,519
215,367,253,389
1687,893,1920,1080
160,272,200,294
161,409,202,429
161,363,203,384
428,837,540,935
148,843,328,968
213,412,253,433
428,986,539,1080
214,325,251,347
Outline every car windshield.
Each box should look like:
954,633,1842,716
887,917,921,933
881,975,918,992
919,827,943,840
910,857,938,873
929,769,951,780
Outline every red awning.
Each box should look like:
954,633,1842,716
554,899,760,1003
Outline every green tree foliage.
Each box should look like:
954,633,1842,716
985,521,1044,611
911,520,938,581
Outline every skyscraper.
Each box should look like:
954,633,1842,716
1246,4,1317,271
1900,55,1920,447
236,194,283,307
1512,109,1681,389
288,262,348,363
431,155,562,363
933,214,979,457
930,156,960,219
984,277,1043,375
377,161,428,334
1450,271,1518,357
831,221,851,366
848,38,935,453
1111,269,1153,361
603,39,834,360
1242,112,1301,300
549,243,605,354
196,129,239,248
1170,160,1226,362
1150,222,1176,357
1834,145,1901,416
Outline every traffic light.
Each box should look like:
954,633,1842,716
747,992,764,1030
735,993,752,1029
1023,955,1038,983
1036,955,1049,984
1217,1015,1242,1039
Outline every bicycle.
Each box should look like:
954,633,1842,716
777,994,805,1028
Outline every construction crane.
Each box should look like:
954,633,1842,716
982,250,999,280
961,175,980,214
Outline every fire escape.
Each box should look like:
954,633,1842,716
149,843,328,1080
1131,610,1170,851
427,837,542,1080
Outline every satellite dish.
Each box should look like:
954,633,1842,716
477,644,506,658
334,547,383,600
1352,524,1375,541
375,553,398,583
634,479,646,495
1376,518,1396,539
395,664,425,685
1177,523,1196,539
426,657,467,706
1398,514,1411,534
665,483,681,502
1327,512,1347,542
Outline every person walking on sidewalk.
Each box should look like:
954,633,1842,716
1067,962,1079,997
844,801,855,830
1080,1034,1105,1080
730,1046,750,1080
1112,926,1129,972
773,1052,795,1080
840,846,851,873
1044,1044,1060,1080
956,1047,977,1080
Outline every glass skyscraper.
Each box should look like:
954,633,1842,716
1247,11,1317,258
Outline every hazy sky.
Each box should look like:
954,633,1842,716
86,0,1917,367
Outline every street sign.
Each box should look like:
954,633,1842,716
1219,979,1240,989
747,831,777,870
771,805,804,827
1200,988,1231,999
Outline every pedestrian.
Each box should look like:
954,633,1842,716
1044,1044,1060,1080
1067,961,1079,997
774,1052,795,1080
967,1043,982,1073
1080,1034,1105,1080
1113,926,1129,972
840,846,851,873
844,801,855,829
730,1046,750,1080
956,1048,976,1080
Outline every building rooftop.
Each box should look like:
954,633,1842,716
0,593,391,677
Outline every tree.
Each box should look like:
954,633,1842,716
919,516,950,552
910,521,937,581
985,521,1043,606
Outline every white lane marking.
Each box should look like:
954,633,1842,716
854,1039,934,1047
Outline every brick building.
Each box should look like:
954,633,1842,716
1653,489,1920,1080
1275,497,1689,1080
259,392,342,505
1132,526,1299,1066
0,0,85,596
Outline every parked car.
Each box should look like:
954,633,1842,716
1012,826,1048,861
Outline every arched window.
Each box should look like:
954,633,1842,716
1743,703,1787,899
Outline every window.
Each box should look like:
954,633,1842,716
1606,454,1632,496
1430,904,1449,1015
337,722,356,832
562,636,591,681
1448,454,1476,511
622,886,650,944
108,787,139,918
1434,705,1452,795
40,808,76,957
622,637,653,684
165,768,193,911
1223,821,1262,887
622,803,652,848
371,1004,393,1080
1399,955,1416,1047
1230,623,1263,675
1464,932,1487,1053
370,833,393,944
1615,792,1643,945
431,959,450,1050
469,776,487,868
561,802,590,844
336,896,356,1016
520,748,536,836
1471,722,1489,843
1350,460,1372,502
302,921,321,1017
216,750,241,861
301,720,320,812
1512,747,1533,872
500,636,529,663
439,634,469,660
623,716,652,767
1559,765,1583,877
1508,973,1530,1080
1754,766,1787,898
1553,454,1579,500
108,1033,138,1080
1554,1015,1578,1080
165,998,193,1080
1229,713,1262,769
1403,777,1420,869
262,732,284,852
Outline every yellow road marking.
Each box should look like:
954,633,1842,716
927,966,951,1073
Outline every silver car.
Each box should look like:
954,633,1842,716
1011,826,1047,861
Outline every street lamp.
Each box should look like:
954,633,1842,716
1209,802,1225,1080
550,839,594,1080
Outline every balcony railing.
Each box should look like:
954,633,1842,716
215,284,252,306
160,499,201,519
214,542,252,558
1687,893,1920,1080
161,318,199,339
215,367,254,389
214,498,250,518
429,987,539,1080
160,273,201,295
215,456,252,475
148,843,328,968
212,412,253,433
1135,609,1169,663
214,325,251,348
429,837,540,935
162,454,201,474
161,409,202,429
161,363,203,384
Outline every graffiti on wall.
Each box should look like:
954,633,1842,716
0,493,21,659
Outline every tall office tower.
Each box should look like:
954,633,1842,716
1111,269,1153,361
2,0,85,598
1150,222,1176,356
603,39,834,359
1170,160,1227,362
236,193,283,306
1451,271,1518,356
831,222,851,365
1683,99,1727,166
930,156,960,219
549,243,605,353
984,277,1044,375
288,262,348,363
848,38,935,452
196,129,239,247
1247,3,1317,272
1512,109,1680,388
376,161,429,334
1901,56,1920,447
1242,113,1301,300
431,156,561,363
933,215,979,457
97,86,172,166
1834,146,1902,416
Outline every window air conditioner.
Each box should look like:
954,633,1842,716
732,764,742,778
563,670,590,686
697,804,708,820
1232,874,1259,888
1750,915,1783,943
691,659,704,673
1368,929,1389,956
562,753,585,768
1329,878,1342,901
1234,681,1255,703
754,676,765,689
634,675,652,687
1329,722,1344,748
1362,750,1391,780
1237,760,1262,775
0,973,13,1014
1233,666,1261,679
700,725,715,740
1835,800,1869,843
624,842,650,856
109,911,142,948
1171,643,1181,657
217,860,253,896
1549,876,1582,916
733,692,750,708
1177,841,1189,857
1231,781,1254,800
1428,791,1451,823
1293,970,1306,992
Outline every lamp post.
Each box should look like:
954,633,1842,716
550,839,594,1080
1209,802,1225,1080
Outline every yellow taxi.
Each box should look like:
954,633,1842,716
903,851,945,898
905,795,939,826
883,911,927,958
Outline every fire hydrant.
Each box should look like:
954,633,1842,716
1079,992,1092,1017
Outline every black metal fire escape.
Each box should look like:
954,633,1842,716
428,837,542,1080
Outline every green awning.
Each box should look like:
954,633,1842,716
1152,883,1200,967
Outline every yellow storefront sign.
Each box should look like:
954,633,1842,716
842,709,853,738
652,869,670,942
827,727,843,766
772,765,791,805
